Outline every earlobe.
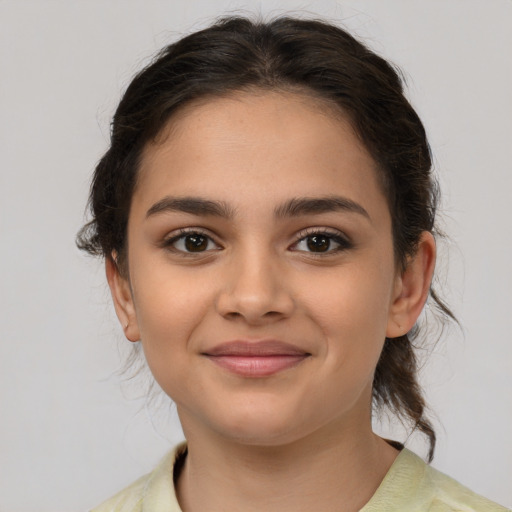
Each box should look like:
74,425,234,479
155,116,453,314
386,232,436,338
105,255,140,342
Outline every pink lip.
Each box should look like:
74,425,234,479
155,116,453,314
203,341,310,378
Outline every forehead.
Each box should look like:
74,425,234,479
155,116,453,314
141,90,367,167
135,91,387,222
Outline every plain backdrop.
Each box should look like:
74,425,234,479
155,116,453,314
1,1,511,510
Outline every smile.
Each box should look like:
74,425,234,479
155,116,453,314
202,341,311,378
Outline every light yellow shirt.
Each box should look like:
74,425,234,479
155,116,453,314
91,443,509,511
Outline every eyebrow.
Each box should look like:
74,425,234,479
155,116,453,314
274,196,371,221
146,195,370,221
146,196,236,219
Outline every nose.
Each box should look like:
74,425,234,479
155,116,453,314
215,247,295,325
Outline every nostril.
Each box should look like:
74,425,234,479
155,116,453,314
215,274,295,323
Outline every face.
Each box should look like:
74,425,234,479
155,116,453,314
110,91,419,447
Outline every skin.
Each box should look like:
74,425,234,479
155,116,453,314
107,91,436,512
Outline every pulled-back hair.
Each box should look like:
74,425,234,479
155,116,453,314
77,15,454,461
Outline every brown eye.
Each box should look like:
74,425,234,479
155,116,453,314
165,231,219,254
306,235,331,252
184,234,209,252
291,230,352,255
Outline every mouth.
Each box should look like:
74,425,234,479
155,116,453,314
202,340,311,378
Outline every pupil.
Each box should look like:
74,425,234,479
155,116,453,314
185,234,208,252
307,235,330,252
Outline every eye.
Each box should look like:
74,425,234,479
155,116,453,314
291,229,352,254
164,230,220,254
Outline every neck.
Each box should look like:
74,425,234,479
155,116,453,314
175,419,398,512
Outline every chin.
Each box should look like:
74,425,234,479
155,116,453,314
220,426,304,447
208,403,314,447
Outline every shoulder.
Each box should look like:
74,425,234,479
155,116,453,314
364,448,509,512
421,457,509,512
90,443,186,512
90,474,147,512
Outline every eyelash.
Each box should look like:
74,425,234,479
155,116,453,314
162,228,221,255
290,228,353,255
162,227,352,256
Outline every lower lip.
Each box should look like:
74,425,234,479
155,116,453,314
205,355,309,377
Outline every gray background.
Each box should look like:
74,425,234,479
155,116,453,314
1,1,511,510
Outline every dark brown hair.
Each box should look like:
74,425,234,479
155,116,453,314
77,15,454,461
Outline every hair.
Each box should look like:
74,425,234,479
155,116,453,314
77,15,455,462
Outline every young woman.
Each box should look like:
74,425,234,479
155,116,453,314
78,15,508,512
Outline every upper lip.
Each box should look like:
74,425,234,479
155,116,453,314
203,340,310,357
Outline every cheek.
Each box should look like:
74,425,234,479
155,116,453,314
129,265,218,399
301,264,394,335
298,260,395,380
129,262,214,354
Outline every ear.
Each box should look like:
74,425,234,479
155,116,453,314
105,255,140,342
386,232,436,338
